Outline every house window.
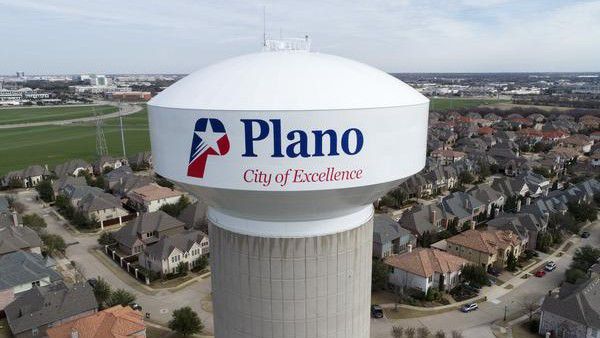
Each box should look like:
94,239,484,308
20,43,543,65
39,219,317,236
32,328,39,336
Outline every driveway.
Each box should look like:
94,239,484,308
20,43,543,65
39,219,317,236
11,190,215,334
370,220,600,338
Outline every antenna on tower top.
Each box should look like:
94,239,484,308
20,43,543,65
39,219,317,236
262,6,267,47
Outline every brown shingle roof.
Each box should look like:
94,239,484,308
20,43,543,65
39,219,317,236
129,183,183,201
446,229,521,255
46,305,145,338
384,248,468,278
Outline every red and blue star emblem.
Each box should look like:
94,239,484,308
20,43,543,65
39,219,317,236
187,118,230,178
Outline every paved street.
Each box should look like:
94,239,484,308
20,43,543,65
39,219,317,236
10,190,215,335
370,220,600,338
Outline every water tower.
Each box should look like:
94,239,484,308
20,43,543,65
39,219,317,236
148,38,429,338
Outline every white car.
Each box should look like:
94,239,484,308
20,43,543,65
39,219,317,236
544,261,557,272
461,303,478,313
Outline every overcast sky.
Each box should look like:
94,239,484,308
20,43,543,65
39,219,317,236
1,0,599,74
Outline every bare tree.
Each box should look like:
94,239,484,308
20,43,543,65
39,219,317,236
391,326,404,338
520,296,539,322
406,327,416,338
417,327,431,338
435,330,446,338
451,331,463,338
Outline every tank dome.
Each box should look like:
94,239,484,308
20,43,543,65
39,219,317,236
149,51,428,111
148,50,429,221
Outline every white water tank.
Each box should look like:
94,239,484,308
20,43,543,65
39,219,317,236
149,42,429,338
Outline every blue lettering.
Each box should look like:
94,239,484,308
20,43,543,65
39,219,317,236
240,119,363,158
241,119,269,157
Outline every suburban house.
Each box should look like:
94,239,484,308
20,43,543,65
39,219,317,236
111,174,154,198
0,251,62,312
5,282,97,338
0,224,42,256
51,176,87,198
139,230,209,276
77,192,129,229
103,165,133,190
560,134,593,154
539,276,600,338
128,151,152,170
372,214,416,259
446,229,524,270
127,183,185,212
0,210,21,228
398,203,446,237
54,159,93,177
1,165,49,188
517,171,550,198
384,247,468,294
492,176,530,199
47,305,146,338
92,155,127,175
112,211,186,256
178,201,208,232
487,213,545,250
467,184,505,217
60,184,104,207
440,191,486,228
430,149,466,165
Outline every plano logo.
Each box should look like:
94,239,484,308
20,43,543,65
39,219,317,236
187,118,230,178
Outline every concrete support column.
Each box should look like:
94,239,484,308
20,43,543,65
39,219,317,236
209,208,373,338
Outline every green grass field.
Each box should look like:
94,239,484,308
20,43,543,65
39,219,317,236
0,105,117,125
0,107,150,175
430,97,509,112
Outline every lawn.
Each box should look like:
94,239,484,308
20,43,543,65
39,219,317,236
0,318,11,338
0,105,117,125
0,107,150,175
429,97,509,112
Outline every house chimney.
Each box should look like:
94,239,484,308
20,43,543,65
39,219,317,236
12,212,20,227
407,244,413,253
71,328,79,338
525,197,531,206
465,198,471,210
516,199,522,212
430,209,437,224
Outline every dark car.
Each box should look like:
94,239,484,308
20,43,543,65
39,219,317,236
581,232,591,238
371,304,384,318
130,303,142,311
488,267,501,277
87,278,98,288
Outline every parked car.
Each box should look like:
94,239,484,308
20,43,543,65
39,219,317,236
87,278,98,288
488,267,501,277
371,304,384,318
535,270,546,277
460,303,478,313
581,232,591,238
544,261,557,272
130,303,142,311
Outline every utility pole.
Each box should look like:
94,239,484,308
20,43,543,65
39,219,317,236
94,106,108,157
119,101,126,158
